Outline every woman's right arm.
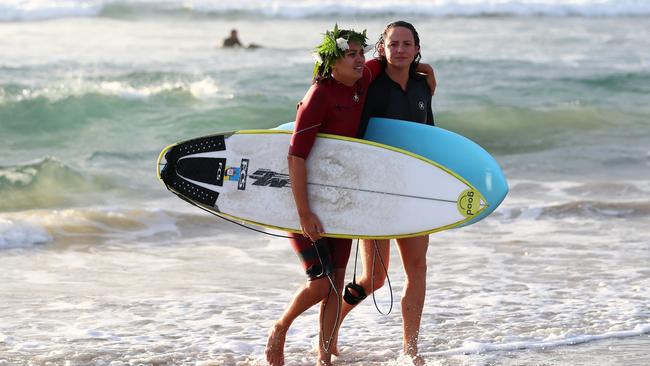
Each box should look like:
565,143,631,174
288,154,323,241
288,85,327,241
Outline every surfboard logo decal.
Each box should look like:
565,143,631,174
250,169,291,188
225,167,240,181
457,189,484,218
215,161,225,186
238,159,249,190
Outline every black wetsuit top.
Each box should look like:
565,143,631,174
223,37,242,48
357,71,434,138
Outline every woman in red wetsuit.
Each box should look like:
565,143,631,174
266,24,435,366
265,25,379,366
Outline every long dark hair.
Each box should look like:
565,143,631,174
375,20,421,77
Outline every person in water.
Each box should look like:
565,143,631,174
333,21,435,366
222,29,242,48
222,28,261,49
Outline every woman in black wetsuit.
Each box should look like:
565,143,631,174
335,21,435,365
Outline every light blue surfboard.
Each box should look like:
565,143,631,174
274,118,508,227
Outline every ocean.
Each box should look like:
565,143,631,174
1,0,649,365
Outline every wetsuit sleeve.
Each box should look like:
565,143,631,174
364,58,383,83
289,85,328,159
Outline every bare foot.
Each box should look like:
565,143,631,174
331,345,339,357
316,358,332,366
317,340,335,366
265,323,288,366
409,354,426,366
402,349,426,366
329,338,340,357
404,341,425,365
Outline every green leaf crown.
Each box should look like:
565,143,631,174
312,24,369,79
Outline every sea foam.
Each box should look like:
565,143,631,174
0,217,52,249
433,324,650,356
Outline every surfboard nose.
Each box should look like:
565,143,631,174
486,165,509,209
461,154,508,226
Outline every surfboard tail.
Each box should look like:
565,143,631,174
157,134,229,207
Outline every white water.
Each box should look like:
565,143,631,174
1,179,649,364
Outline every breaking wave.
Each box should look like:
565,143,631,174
2,0,650,21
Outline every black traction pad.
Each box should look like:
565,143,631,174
160,134,227,207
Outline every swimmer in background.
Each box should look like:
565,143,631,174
221,28,261,49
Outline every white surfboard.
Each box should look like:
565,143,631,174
157,130,486,239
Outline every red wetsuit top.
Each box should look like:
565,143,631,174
289,60,381,158
288,59,381,275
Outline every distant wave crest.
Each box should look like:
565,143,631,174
0,157,107,211
0,75,224,104
2,0,650,21
502,179,650,220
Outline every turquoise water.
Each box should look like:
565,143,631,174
1,2,649,365
1,15,649,213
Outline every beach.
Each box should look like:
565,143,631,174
1,1,649,365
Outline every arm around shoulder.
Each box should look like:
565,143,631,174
364,58,384,82
416,62,437,96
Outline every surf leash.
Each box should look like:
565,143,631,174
312,240,340,355
345,240,393,315
371,239,393,315
172,187,344,353
172,192,292,239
